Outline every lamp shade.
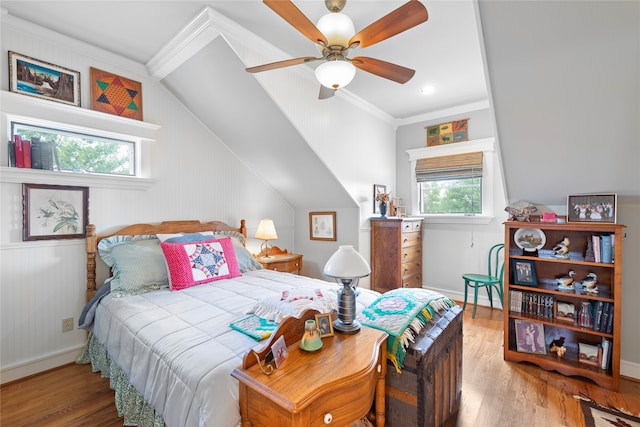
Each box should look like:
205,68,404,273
315,60,356,90
254,219,278,240
324,245,371,279
317,12,355,48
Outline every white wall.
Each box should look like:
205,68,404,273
396,107,506,306
0,13,292,383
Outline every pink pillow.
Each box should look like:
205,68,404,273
160,237,241,291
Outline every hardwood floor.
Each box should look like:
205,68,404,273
2,305,639,426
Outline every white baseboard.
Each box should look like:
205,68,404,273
428,286,639,381
0,345,84,384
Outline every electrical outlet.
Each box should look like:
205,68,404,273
62,317,74,333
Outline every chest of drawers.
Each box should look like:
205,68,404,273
370,218,423,293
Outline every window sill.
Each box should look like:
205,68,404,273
0,167,155,190
419,214,495,225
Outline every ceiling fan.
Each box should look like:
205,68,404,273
246,0,429,99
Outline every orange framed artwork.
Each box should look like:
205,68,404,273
89,67,143,120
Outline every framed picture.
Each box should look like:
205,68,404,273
315,313,334,338
511,259,537,286
9,51,81,107
270,335,288,368
90,67,143,121
514,319,546,355
567,193,617,223
22,183,89,241
309,212,336,241
373,184,386,214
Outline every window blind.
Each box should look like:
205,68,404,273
415,152,483,182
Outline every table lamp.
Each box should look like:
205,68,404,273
323,245,371,334
255,219,278,258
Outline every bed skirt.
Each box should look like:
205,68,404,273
76,333,166,427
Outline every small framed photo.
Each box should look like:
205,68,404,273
515,319,546,355
511,259,537,286
271,335,288,368
315,313,334,338
578,342,600,366
555,301,576,323
567,193,617,223
9,51,81,107
373,184,386,214
309,212,336,241
22,183,89,241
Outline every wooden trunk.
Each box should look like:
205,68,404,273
385,305,463,427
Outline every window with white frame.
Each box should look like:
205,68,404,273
407,138,495,222
11,121,136,176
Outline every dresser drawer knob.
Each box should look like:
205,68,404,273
324,413,333,424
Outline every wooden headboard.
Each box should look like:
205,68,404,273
86,219,247,301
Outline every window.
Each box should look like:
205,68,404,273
407,138,496,223
416,152,482,214
11,122,136,176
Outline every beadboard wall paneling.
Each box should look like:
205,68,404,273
0,12,293,382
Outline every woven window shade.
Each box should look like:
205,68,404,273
415,152,483,182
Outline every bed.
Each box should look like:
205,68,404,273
77,219,381,427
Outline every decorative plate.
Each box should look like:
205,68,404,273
514,228,546,252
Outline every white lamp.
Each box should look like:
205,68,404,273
324,245,371,334
315,60,356,90
255,219,278,258
314,11,357,91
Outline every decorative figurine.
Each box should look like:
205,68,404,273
556,270,575,291
505,201,538,222
553,237,570,259
550,337,566,358
580,272,599,294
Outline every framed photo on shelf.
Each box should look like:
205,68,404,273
9,51,81,107
373,184,386,214
555,301,576,323
271,335,288,368
22,183,89,241
514,319,546,355
578,342,600,366
309,212,336,241
511,259,537,286
315,313,334,338
567,193,617,223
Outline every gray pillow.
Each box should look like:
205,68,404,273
98,235,169,297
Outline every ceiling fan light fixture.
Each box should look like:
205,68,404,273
317,12,355,48
315,60,356,90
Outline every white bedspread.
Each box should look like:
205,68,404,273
92,269,379,427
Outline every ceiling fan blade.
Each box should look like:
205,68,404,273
349,0,428,49
246,56,322,73
318,85,335,99
264,0,328,45
352,56,415,84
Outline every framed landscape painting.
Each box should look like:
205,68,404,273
9,51,81,106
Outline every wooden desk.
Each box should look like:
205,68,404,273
232,326,388,427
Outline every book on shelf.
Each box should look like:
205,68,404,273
22,139,31,168
601,337,612,370
600,234,613,264
30,137,42,169
605,303,614,334
593,301,604,332
7,141,16,167
14,135,24,168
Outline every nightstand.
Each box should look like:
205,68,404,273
232,324,388,427
255,246,303,274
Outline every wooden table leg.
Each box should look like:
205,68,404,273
375,343,387,427
238,383,251,427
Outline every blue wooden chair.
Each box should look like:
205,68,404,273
462,243,505,318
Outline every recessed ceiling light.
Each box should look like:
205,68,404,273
419,85,436,95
